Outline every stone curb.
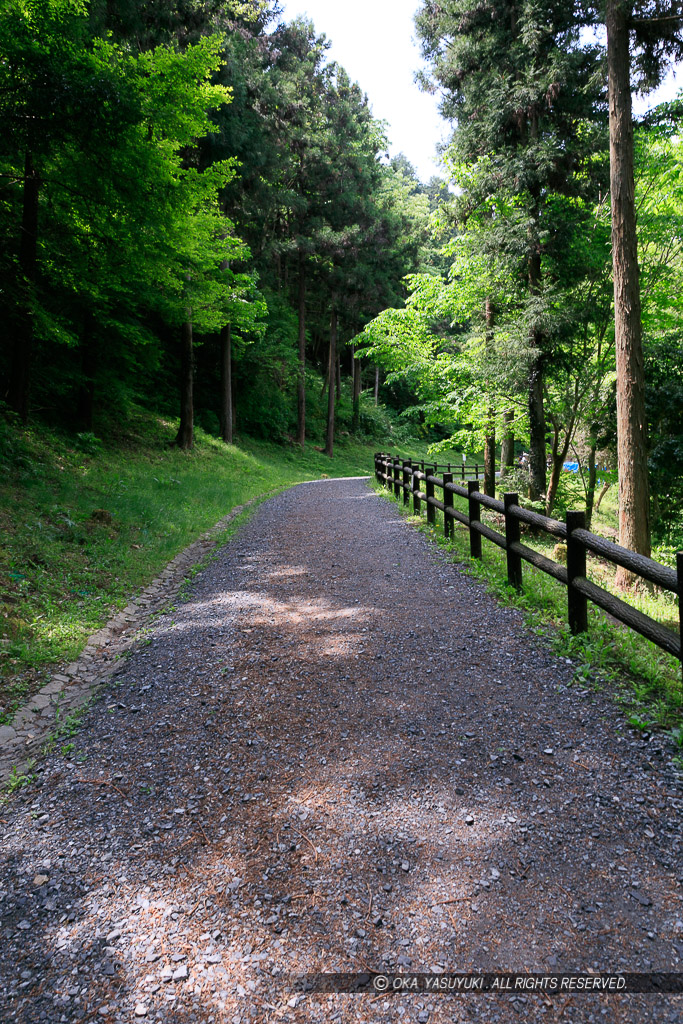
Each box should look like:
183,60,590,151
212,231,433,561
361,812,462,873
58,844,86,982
0,492,274,784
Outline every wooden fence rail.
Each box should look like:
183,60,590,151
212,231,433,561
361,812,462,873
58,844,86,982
374,453,683,678
374,450,485,483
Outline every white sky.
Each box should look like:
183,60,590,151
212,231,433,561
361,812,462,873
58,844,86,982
276,1,682,184
633,65,681,115
276,0,447,182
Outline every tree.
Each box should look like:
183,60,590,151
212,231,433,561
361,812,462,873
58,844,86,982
1,0,98,421
635,102,683,543
599,0,683,577
262,17,333,448
416,0,606,499
357,155,619,520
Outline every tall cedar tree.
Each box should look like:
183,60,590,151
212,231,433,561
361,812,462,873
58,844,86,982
598,0,683,576
415,0,605,500
242,16,333,447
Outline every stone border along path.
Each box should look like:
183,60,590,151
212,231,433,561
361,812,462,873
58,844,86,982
0,489,282,783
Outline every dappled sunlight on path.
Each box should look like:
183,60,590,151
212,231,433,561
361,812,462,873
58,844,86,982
1,479,682,1023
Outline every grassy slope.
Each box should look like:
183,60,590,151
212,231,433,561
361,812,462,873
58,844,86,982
0,414,436,721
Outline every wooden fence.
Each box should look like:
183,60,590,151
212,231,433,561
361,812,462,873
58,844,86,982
374,451,485,482
375,453,682,678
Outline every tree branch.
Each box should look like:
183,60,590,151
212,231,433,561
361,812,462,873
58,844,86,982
630,14,683,24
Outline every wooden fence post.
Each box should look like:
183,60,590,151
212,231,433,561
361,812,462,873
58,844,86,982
393,459,401,498
426,467,435,525
566,510,588,635
443,472,453,538
385,458,392,492
402,461,411,505
468,479,482,559
412,467,421,514
504,492,522,590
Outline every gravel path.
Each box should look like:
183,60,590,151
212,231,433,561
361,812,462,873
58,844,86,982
1,478,682,1024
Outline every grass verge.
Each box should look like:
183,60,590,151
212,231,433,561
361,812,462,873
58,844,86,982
374,480,683,759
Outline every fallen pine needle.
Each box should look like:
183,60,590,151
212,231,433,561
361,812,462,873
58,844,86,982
445,906,459,930
76,776,127,799
293,829,319,862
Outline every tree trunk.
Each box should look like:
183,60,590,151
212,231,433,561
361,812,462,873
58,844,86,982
374,366,379,405
336,351,341,402
297,255,306,447
545,457,563,517
352,346,361,433
545,421,573,517
595,480,612,512
526,138,547,502
527,245,547,501
500,409,515,478
325,305,337,458
8,151,40,423
527,350,546,500
606,0,651,582
176,318,194,449
76,312,96,432
483,428,496,496
220,322,233,444
483,297,496,496
483,425,493,497
585,442,597,530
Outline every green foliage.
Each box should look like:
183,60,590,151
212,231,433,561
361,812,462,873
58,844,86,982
635,126,683,544
74,432,103,455
354,4,683,539
3,762,36,797
0,0,253,428
0,0,428,458
354,394,416,444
